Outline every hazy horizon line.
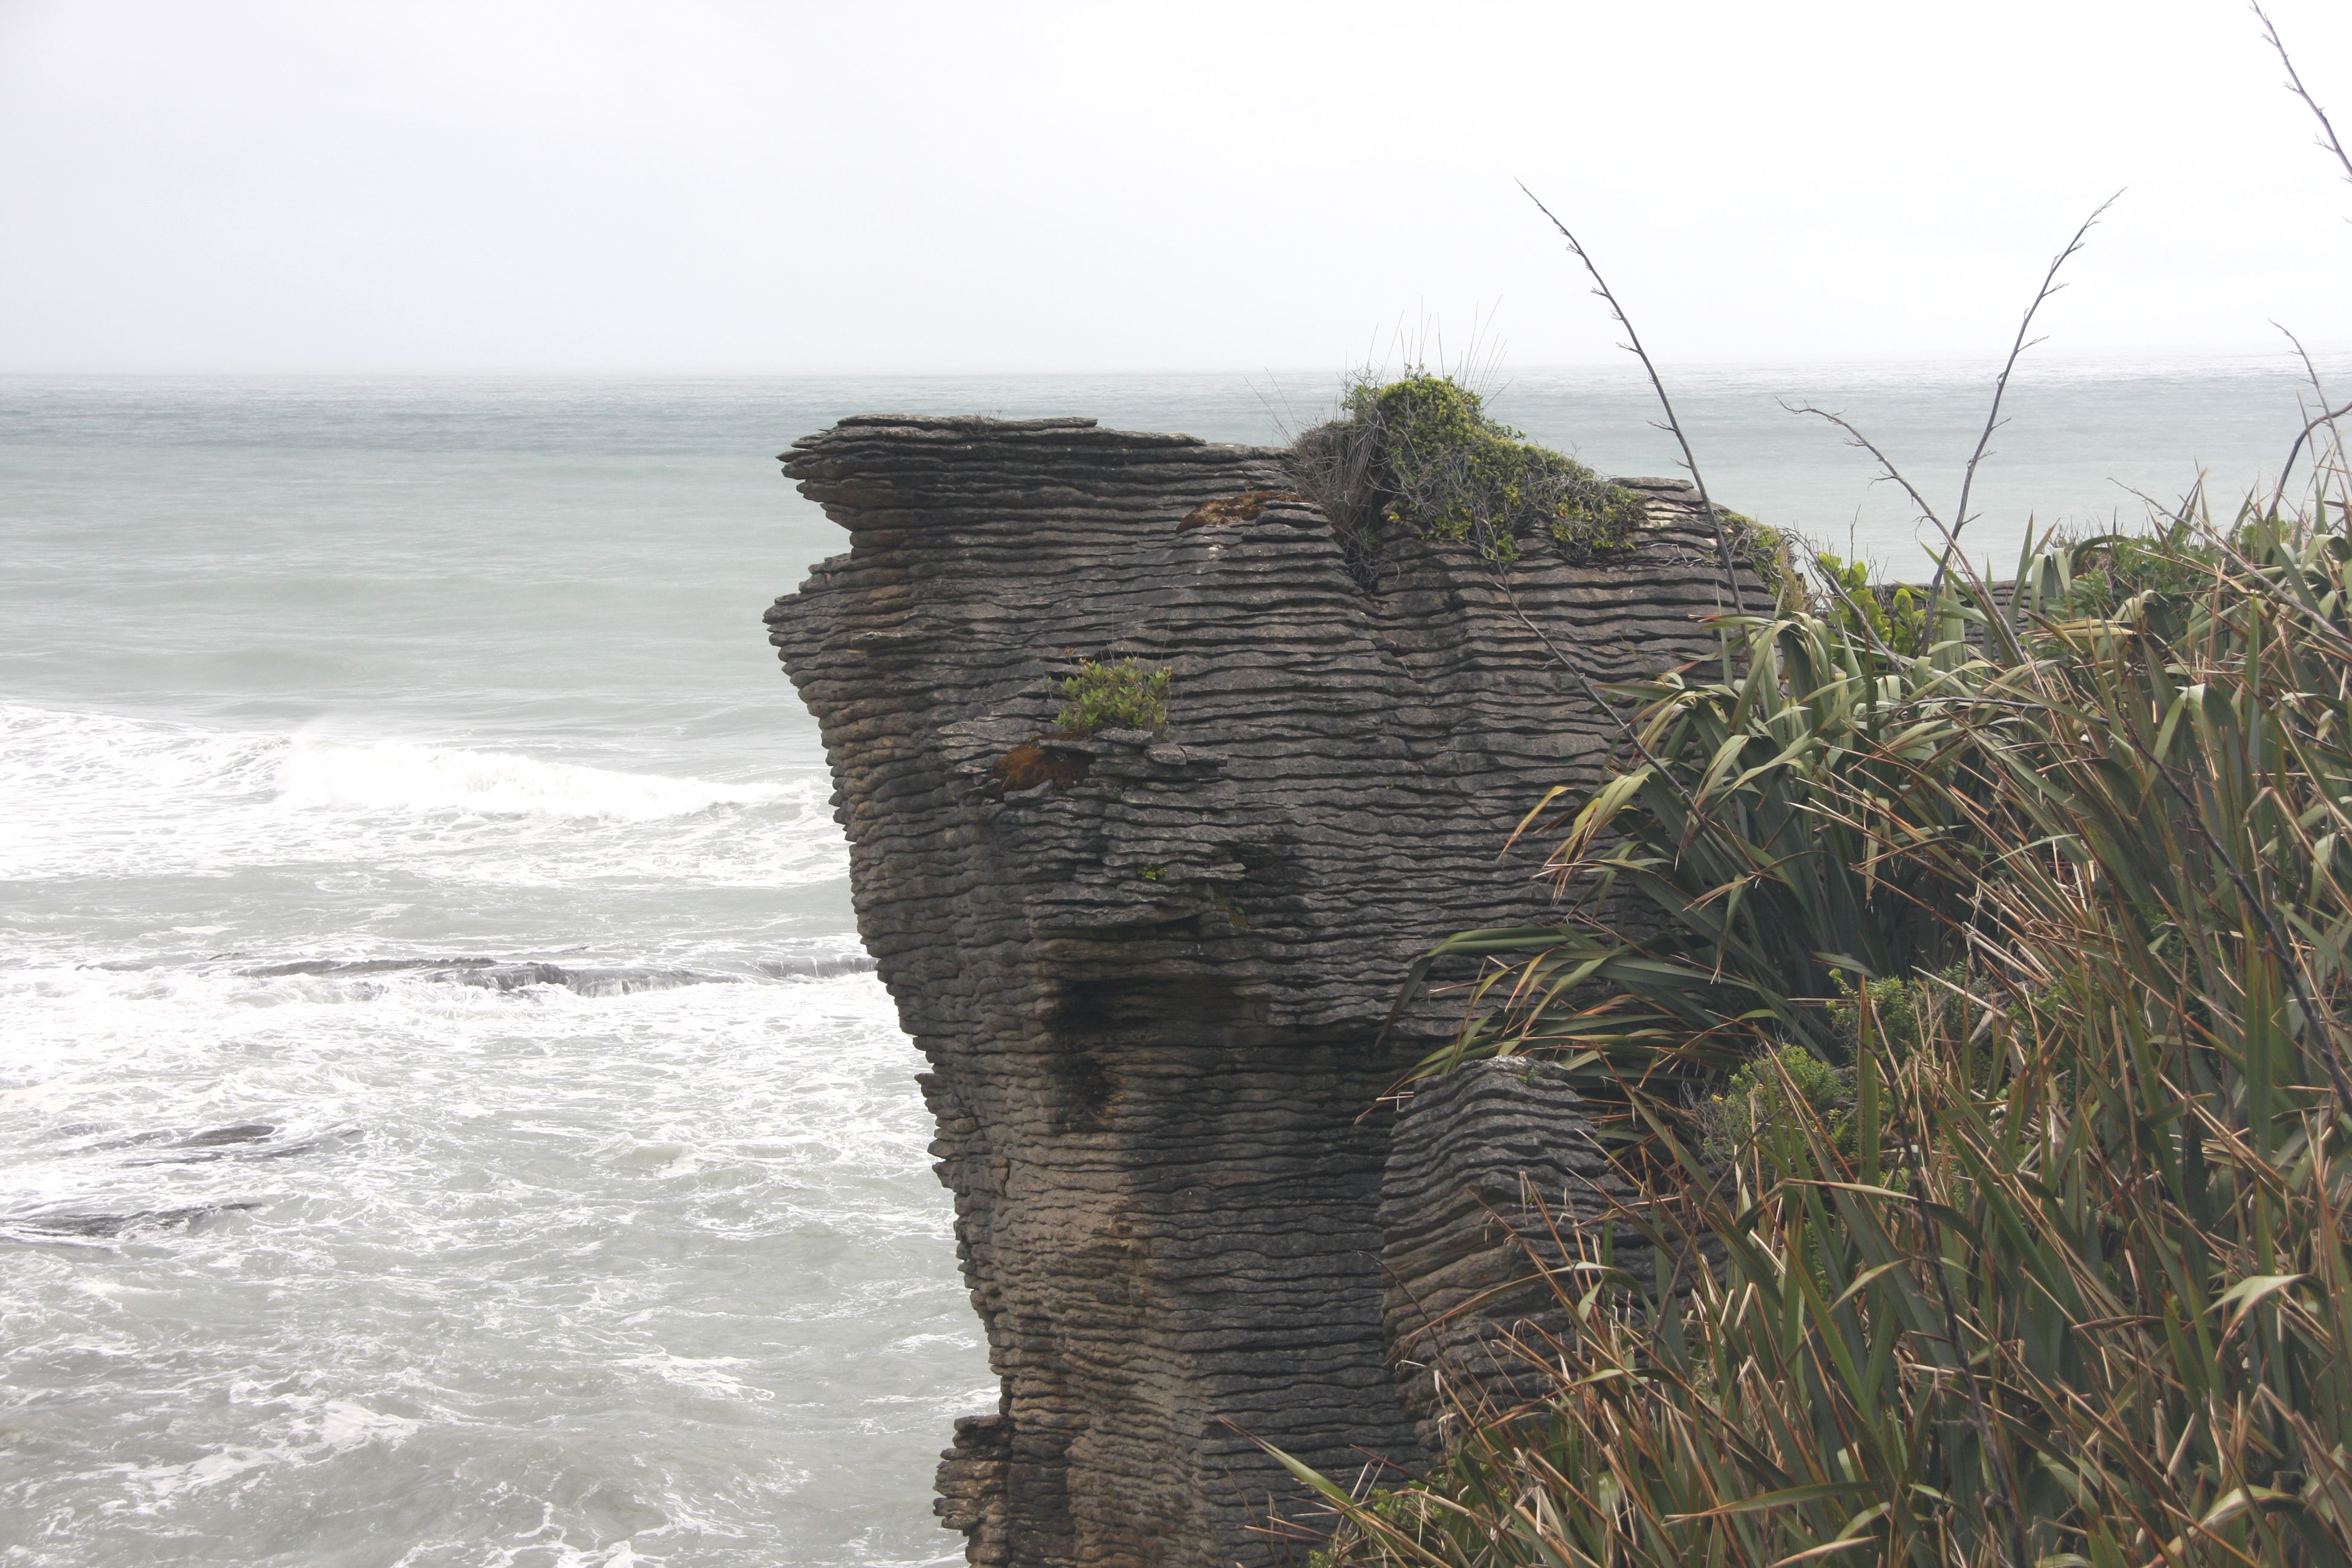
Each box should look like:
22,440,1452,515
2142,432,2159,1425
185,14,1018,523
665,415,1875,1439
4,342,2350,385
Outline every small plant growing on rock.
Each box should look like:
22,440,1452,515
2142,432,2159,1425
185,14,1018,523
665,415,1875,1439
1290,371,1647,569
1055,658,1169,735
1717,507,1798,605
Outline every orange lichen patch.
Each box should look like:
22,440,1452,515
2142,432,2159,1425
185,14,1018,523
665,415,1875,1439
1176,490,1302,532
991,737,1092,795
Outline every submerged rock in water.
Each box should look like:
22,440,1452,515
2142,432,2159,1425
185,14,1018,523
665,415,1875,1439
132,1122,320,1165
7,1201,265,1241
751,950,877,980
241,956,734,996
764,414,1753,1567
173,1122,279,1148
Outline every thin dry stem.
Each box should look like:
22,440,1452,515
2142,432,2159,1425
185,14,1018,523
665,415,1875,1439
2255,1,2352,198
1517,183,1749,616
1940,192,2122,589
2272,324,2352,513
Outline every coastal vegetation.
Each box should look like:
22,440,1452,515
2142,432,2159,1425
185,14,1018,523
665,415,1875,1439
1054,656,1171,736
1288,368,1798,599
988,657,1173,795
1278,15,2352,1560
1292,373,1648,570
1292,482,2352,1567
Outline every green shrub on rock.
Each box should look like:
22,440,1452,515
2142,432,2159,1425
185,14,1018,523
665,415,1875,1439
1717,506,1800,606
1292,373,1648,567
1054,658,1170,735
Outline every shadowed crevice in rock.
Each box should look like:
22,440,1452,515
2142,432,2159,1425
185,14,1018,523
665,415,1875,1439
763,414,1752,1568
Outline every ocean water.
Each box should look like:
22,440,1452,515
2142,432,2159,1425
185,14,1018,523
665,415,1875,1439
0,359,2339,1567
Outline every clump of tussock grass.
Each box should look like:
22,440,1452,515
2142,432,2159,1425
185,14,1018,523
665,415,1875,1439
1290,371,1649,575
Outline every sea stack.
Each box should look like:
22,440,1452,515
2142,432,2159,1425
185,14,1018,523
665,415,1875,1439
765,414,1752,1567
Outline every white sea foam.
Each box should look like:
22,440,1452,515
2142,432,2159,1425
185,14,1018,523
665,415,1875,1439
0,963,941,1238
0,964,975,1566
115,1399,420,1503
0,703,843,889
275,734,782,821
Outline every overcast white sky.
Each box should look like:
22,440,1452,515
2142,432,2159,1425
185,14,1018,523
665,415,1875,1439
2,0,2348,374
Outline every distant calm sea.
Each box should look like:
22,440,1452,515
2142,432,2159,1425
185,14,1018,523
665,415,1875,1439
0,359,2340,1568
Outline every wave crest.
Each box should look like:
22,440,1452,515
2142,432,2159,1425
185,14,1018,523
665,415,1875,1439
275,736,783,822
0,703,842,887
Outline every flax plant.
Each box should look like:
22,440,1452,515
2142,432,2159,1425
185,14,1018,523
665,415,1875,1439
1292,475,2352,1566
1393,580,1994,1094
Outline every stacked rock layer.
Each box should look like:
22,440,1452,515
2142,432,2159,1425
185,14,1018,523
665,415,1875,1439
763,414,1748,1568
1376,1056,1653,1458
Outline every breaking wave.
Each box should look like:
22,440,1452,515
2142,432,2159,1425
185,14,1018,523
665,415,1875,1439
0,703,844,888
274,734,783,821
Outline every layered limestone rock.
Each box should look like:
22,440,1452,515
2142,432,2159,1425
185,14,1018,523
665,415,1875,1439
764,414,1751,1568
1376,1056,1648,1457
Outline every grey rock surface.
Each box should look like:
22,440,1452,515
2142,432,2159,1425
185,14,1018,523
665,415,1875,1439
763,414,1751,1567
1377,1057,1647,1457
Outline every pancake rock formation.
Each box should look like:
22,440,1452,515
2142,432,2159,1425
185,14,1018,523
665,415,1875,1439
763,414,1754,1568
1376,1055,1655,1458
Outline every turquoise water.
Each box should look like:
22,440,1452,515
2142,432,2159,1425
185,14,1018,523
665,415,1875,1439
0,361,2337,1567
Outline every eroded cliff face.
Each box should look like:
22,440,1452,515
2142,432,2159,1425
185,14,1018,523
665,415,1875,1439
1376,1056,1653,1457
764,414,1746,1568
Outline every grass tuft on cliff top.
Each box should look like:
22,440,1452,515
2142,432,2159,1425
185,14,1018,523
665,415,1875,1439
1291,372,1650,570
